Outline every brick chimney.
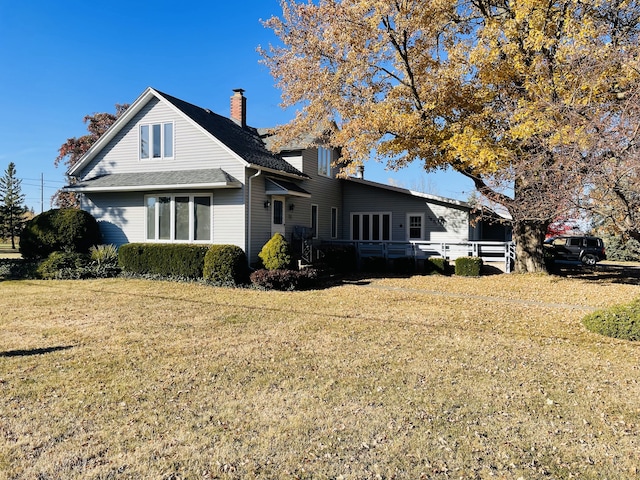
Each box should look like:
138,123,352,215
230,88,246,127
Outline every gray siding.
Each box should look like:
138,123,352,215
77,96,248,252
342,182,470,243
81,98,246,180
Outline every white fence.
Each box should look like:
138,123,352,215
325,240,516,273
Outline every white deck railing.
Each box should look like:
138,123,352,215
324,240,516,273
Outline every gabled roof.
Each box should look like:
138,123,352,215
68,87,307,179
65,169,241,193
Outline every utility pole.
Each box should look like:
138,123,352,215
41,173,44,213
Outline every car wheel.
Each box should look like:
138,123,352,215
581,254,597,266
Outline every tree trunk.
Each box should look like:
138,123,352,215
512,220,548,273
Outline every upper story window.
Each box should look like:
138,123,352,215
140,122,174,160
318,147,331,177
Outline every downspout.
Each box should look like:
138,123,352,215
247,169,263,265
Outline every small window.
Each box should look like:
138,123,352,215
140,122,174,160
318,147,331,177
140,125,150,159
407,214,423,240
331,207,338,239
273,199,284,225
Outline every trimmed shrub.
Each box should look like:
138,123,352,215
203,245,249,286
258,233,292,270
425,257,450,275
118,243,210,279
582,299,640,341
37,252,91,280
250,268,319,291
20,209,102,259
454,256,483,276
318,244,357,273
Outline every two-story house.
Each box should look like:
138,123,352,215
65,87,497,264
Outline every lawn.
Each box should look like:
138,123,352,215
1,274,639,479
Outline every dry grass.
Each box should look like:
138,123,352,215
1,274,639,479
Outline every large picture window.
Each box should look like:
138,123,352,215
145,194,211,242
351,212,391,241
140,122,174,160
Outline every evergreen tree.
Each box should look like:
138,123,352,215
0,162,28,249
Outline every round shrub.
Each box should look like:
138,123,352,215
20,209,102,260
258,233,292,270
582,298,640,341
454,256,483,276
203,244,249,286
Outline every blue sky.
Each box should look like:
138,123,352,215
0,1,473,212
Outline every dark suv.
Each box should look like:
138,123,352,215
544,235,606,266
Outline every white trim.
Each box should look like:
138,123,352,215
406,213,425,240
350,211,392,241
65,182,240,193
144,193,213,243
139,121,174,161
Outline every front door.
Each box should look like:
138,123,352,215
271,196,286,237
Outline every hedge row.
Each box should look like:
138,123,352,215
118,243,248,285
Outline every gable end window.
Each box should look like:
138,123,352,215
140,122,174,160
318,147,331,177
145,194,211,242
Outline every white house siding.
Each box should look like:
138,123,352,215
81,98,246,180
81,192,145,246
341,182,470,243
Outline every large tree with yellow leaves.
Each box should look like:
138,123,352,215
261,0,640,272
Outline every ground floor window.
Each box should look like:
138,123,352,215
351,212,391,241
407,213,424,240
331,207,338,239
145,194,212,242
311,204,318,239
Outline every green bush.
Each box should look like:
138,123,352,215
258,233,292,270
425,257,450,275
601,235,640,262
89,244,121,278
361,256,387,273
582,298,640,341
250,268,319,291
37,252,91,279
454,256,483,276
203,245,249,286
118,243,210,279
20,209,102,259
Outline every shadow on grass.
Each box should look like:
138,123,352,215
0,345,74,358
550,262,640,286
